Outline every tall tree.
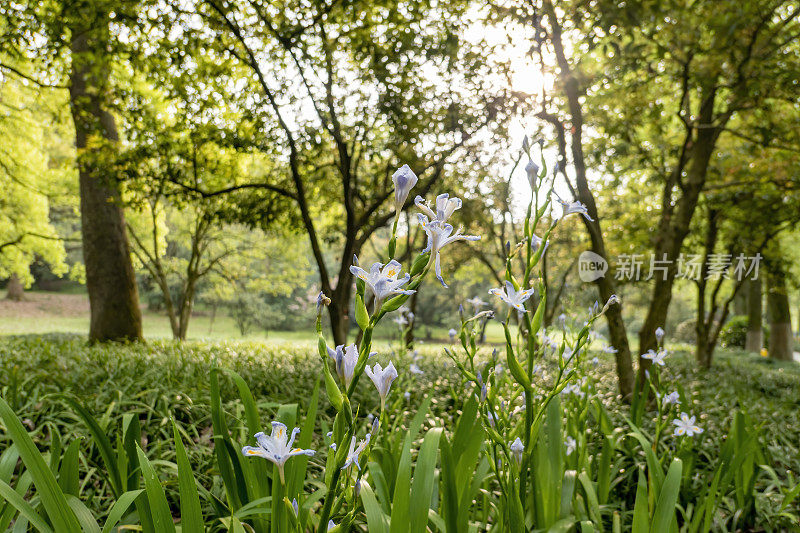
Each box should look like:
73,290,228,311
68,3,142,341
139,0,519,344
501,0,636,396
560,0,800,379
3,0,146,341
766,253,794,361
745,278,764,352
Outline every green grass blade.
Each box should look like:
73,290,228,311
361,481,389,533
58,439,81,497
65,494,101,533
62,396,123,497
101,489,144,533
232,496,273,519
210,368,243,510
427,509,446,532
0,444,20,483
534,395,564,527
289,379,320,497
0,397,82,533
390,396,431,533
0,470,32,531
229,367,272,500
597,436,614,504
631,468,649,533
438,436,459,533
228,516,247,533
367,461,391,514
651,459,682,533
561,470,577,520
627,426,664,493
578,471,602,528
135,444,177,533
410,427,442,533
173,421,203,532
226,369,261,435
0,479,54,533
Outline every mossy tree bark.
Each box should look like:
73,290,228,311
745,277,763,353
767,266,792,361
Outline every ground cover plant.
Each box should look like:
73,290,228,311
1,153,799,532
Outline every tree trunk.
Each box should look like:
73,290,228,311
328,300,350,346
5,274,24,301
176,278,198,341
767,267,792,361
69,12,142,342
542,0,634,398
178,306,191,340
796,298,800,337
745,277,763,353
694,209,717,369
638,86,721,380
733,286,747,316
695,333,713,369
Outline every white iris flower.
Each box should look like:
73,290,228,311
392,165,418,216
489,280,535,313
365,362,398,409
341,433,371,471
510,437,524,465
565,436,577,456
241,422,315,484
417,214,480,287
642,348,668,366
415,193,462,223
327,344,375,387
556,197,594,221
350,258,415,302
673,413,703,437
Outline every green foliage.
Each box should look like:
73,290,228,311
0,336,799,530
0,68,74,284
719,315,748,348
674,319,697,344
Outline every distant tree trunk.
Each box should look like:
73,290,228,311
541,0,634,398
329,299,350,346
5,274,24,301
733,287,747,316
694,209,719,369
767,266,792,361
796,298,800,337
638,85,722,381
176,275,198,341
69,11,142,342
745,277,763,353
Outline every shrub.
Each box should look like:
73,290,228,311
720,315,748,347
675,318,697,343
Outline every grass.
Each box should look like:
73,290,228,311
0,289,509,343
0,335,798,530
